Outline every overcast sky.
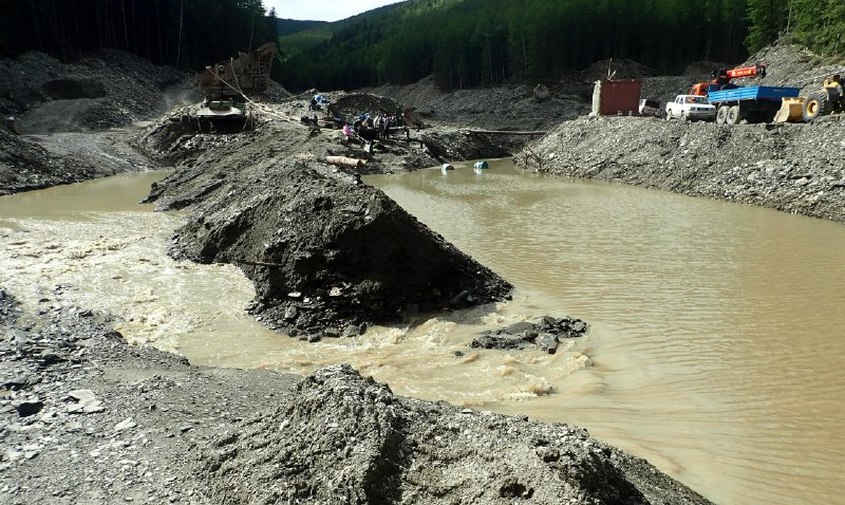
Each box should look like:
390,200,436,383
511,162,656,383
264,0,406,22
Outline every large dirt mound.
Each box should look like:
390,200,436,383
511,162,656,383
0,50,194,133
740,42,845,93
364,76,589,131
581,58,657,81
167,158,512,336
137,109,513,336
197,364,713,505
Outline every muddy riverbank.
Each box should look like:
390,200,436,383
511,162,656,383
0,288,712,505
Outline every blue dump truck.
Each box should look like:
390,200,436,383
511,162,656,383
706,85,801,125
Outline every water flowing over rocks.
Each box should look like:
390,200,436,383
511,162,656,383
471,316,588,353
0,293,712,504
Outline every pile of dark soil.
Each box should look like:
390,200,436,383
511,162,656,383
154,149,511,336
133,102,520,337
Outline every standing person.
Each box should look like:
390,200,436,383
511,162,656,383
381,114,391,139
373,115,383,139
341,122,354,145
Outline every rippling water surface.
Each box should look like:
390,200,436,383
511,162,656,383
1,163,844,505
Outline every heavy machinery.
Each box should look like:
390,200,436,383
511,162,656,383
690,62,801,125
690,62,767,96
193,42,276,132
775,74,845,123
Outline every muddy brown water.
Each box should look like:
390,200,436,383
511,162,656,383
1,163,844,505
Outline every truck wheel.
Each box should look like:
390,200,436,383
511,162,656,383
716,106,729,125
802,91,830,122
726,106,740,125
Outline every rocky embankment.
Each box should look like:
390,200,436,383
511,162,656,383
516,114,845,223
0,289,713,505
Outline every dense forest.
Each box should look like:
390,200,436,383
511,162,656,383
0,0,278,70
747,0,845,54
278,0,752,91
0,0,841,93
277,0,844,91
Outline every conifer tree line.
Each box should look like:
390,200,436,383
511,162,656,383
278,0,843,91
278,0,752,91
747,0,844,55
0,0,840,92
0,0,278,69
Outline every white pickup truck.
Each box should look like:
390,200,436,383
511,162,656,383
665,95,716,122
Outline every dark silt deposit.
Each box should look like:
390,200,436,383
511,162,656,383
167,161,512,336
198,364,713,505
471,316,588,353
137,104,515,337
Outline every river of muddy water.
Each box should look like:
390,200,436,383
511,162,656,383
1,162,844,505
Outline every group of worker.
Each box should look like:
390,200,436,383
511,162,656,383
341,112,398,146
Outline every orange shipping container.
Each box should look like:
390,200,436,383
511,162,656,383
591,79,641,116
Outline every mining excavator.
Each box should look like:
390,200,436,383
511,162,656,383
775,74,845,123
193,42,276,132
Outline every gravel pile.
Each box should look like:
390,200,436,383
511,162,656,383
0,288,302,505
197,364,713,505
516,114,845,223
365,77,589,131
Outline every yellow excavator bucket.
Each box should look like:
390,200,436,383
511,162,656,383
774,97,806,123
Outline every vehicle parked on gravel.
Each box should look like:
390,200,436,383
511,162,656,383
665,95,716,121
639,98,662,117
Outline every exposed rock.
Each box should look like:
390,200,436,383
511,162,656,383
471,316,588,352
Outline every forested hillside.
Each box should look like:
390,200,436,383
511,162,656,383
747,0,845,55
0,0,840,94
278,0,752,91
0,0,277,70
278,0,843,92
